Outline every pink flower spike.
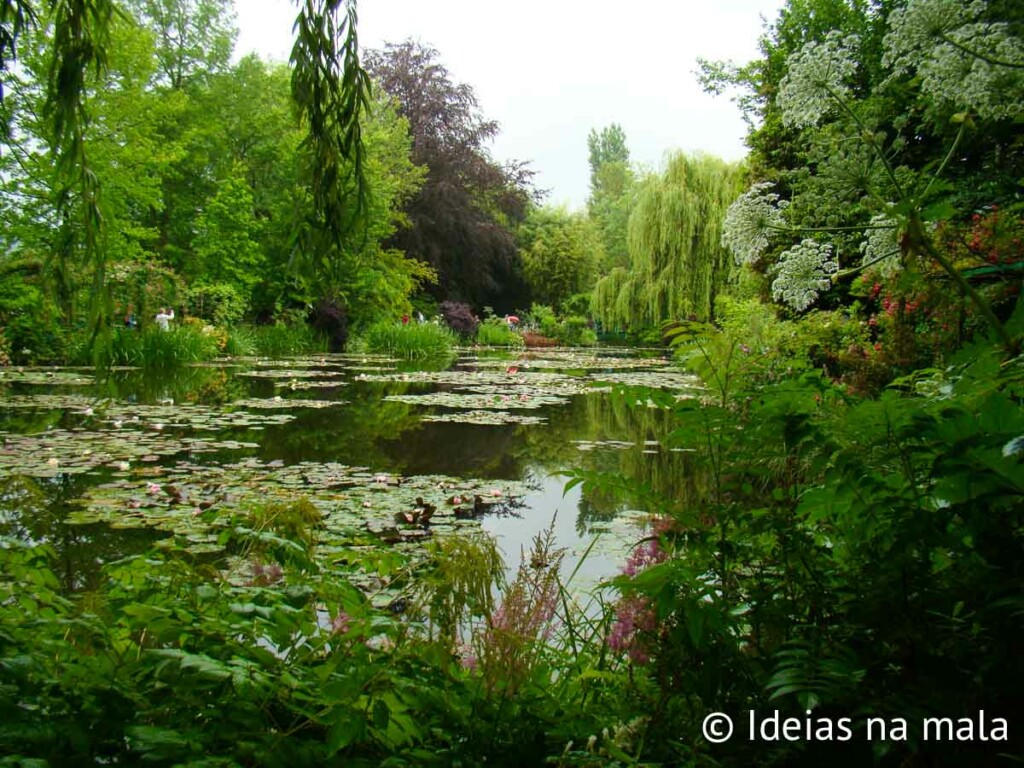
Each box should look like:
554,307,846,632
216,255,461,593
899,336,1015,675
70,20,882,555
331,610,351,635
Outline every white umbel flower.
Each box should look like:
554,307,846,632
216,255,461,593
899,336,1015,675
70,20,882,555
772,239,839,311
884,0,1024,120
778,32,860,128
860,214,902,276
722,182,790,265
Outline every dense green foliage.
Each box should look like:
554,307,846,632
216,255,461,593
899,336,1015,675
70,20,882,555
592,152,742,330
0,2,551,363
518,206,602,311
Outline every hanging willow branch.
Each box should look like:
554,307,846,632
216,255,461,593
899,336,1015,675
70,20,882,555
289,0,372,298
0,0,37,135
46,0,117,346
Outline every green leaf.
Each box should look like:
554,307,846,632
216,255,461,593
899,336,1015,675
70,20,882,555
326,710,365,755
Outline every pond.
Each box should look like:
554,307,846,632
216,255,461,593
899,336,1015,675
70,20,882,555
0,347,700,597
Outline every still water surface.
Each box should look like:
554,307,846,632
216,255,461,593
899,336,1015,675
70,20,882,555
0,348,698,593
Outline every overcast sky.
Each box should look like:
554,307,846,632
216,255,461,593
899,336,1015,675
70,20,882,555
234,0,784,210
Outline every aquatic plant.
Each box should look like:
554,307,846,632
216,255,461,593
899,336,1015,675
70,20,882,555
359,320,458,360
71,325,220,368
249,322,327,357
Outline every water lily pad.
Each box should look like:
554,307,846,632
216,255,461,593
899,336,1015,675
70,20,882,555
588,370,701,390
238,369,347,380
0,393,98,410
273,378,349,391
0,369,96,386
422,410,547,425
71,457,532,552
0,428,257,478
470,351,669,372
230,397,345,410
384,392,569,410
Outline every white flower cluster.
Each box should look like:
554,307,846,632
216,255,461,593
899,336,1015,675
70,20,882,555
884,0,1024,120
777,32,860,128
859,214,902,276
721,182,789,265
771,239,838,312
883,0,977,54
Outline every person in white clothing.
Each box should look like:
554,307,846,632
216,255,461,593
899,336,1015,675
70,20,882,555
154,307,175,331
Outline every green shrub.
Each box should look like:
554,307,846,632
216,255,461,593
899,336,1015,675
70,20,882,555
249,322,326,357
0,262,66,364
475,317,525,348
359,320,457,360
555,315,597,346
528,303,560,338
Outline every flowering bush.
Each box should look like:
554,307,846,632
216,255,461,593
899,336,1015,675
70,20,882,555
607,535,666,665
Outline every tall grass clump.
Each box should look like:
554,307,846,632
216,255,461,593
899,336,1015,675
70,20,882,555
359,320,457,360
73,325,220,368
223,325,256,356
249,323,326,357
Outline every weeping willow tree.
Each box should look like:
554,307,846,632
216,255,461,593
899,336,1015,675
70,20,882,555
592,152,741,329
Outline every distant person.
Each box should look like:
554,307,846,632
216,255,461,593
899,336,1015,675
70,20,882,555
417,311,425,324
154,307,174,331
401,313,410,325
124,305,137,329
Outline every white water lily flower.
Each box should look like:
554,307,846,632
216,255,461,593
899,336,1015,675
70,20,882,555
117,461,130,471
